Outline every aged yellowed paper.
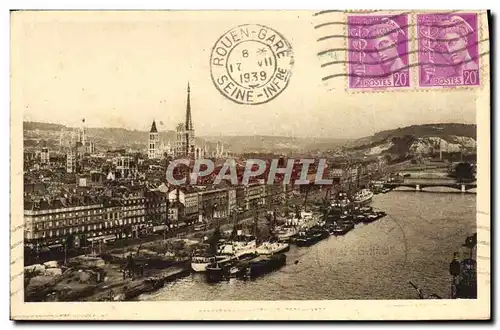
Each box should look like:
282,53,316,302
11,10,490,320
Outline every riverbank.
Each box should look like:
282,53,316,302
24,208,280,302
25,191,476,301
139,192,476,301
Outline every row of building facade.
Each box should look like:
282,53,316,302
24,182,293,249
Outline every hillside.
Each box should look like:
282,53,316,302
23,121,348,154
201,135,348,154
346,123,477,157
23,121,476,156
23,121,206,152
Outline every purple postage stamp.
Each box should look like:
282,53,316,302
417,13,480,87
347,14,410,90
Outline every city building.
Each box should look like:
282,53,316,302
144,190,168,233
115,156,132,178
66,150,76,173
265,184,285,205
66,142,85,174
160,141,175,158
148,120,160,159
167,201,182,228
329,166,364,192
23,196,124,248
23,185,172,249
40,148,50,165
243,183,266,210
168,186,200,223
87,140,96,154
78,118,87,147
174,83,205,159
120,193,147,238
199,187,229,220
227,188,236,214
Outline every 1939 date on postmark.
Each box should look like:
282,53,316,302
210,24,294,105
347,14,410,90
417,13,480,87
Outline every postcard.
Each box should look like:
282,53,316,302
10,10,490,320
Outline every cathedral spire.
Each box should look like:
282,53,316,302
150,119,158,133
185,82,193,131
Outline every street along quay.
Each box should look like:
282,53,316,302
24,187,476,302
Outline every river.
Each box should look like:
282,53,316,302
139,190,476,300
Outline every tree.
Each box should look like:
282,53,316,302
454,162,475,182
265,212,273,226
65,234,75,249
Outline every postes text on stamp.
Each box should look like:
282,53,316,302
417,13,480,88
347,14,410,90
210,24,294,105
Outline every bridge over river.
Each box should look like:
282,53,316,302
383,181,477,193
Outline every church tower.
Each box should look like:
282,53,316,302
148,120,159,159
185,83,195,156
78,118,86,147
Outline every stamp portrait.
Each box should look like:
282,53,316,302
210,24,294,105
347,14,410,90
417,13,480,87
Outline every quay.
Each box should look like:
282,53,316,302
121,267,191,301
23,186,476,301
25,261,191,302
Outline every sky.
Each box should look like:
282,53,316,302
11,11,479,139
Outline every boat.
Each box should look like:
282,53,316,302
229,238,257,258
229,252,259,278
275,226,299,242
192,223,233,272
310,225,329,239
331,200,350,209
361,211,387,224
225,214,258,258
124,277,165,300
328,222,354,236
359,206,372,213
229,265,247,278
231,209,288,278
330,192,351,208
249,254,286,277
339,214,350,222
353,214,365,224
191,255,232,272
255,241,290,255
362,213,379,224
295,230,324,247
353,189,374,205
205,262,229,282
236,254,286,279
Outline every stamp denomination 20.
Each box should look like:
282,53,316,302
347,14,410,90
210,24,294,105
417,13,480,88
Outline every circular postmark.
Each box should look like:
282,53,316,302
210,24,294,105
